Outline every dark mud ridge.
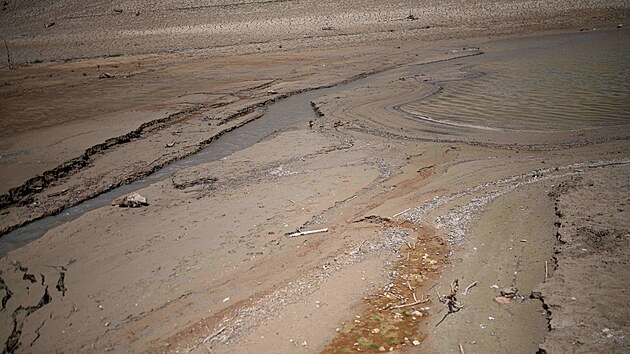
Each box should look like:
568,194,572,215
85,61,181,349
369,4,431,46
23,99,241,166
534,166,630,353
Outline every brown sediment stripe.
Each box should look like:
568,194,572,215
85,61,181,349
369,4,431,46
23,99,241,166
322,222,447,353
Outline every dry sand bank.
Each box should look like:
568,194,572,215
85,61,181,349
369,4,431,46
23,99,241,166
0,0,627,64
0,1,629,354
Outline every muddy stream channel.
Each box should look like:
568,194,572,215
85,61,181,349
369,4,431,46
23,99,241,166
1,29,628,256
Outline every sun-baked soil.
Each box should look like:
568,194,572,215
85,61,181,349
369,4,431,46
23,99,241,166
0,1,629,354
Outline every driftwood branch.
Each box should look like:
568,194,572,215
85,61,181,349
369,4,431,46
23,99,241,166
285,228,328,238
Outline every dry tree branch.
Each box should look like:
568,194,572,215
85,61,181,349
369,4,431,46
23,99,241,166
436,279,463,326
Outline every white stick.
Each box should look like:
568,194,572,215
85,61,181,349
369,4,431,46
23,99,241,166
463,281,477,295
544,261,548,281
392,297,430,309
286,228,329,238
203,326,226,343
392,208,411,218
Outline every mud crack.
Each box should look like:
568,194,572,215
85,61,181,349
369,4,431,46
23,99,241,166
4,287,52,354
0,276,12,311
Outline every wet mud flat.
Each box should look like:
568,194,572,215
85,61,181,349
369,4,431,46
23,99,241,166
400,30,630,131
0,6,629,354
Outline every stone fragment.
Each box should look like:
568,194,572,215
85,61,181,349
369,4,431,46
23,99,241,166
500,286,518,298
494,296,510,304
111,192,148,207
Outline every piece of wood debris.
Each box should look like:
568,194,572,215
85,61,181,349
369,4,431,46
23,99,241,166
203,326,226,343
392,208,411,218
99,72,115,79
392,296,430,309
463,281,477,295
544,260,548,281
285,228,328,238
459,343,466,354
436,279,463,326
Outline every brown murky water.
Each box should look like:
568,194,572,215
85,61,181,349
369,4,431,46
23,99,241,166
401,30,630,131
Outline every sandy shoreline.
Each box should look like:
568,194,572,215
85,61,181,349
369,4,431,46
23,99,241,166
1,1,629,353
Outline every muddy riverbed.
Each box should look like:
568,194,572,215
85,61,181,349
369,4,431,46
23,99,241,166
1,1,629,353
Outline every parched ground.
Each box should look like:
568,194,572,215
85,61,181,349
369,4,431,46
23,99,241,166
536,164,630,353
1,0,627,64
0,1,629,354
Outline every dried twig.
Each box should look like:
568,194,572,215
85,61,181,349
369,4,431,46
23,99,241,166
436,279,463,326
392,208,411,218
544,261,548,282
392,296,430,309
463,281,477,295
450,279,459,295
428,282,439,292
459,343,466,354
203,326,226,343
285,228,328,238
